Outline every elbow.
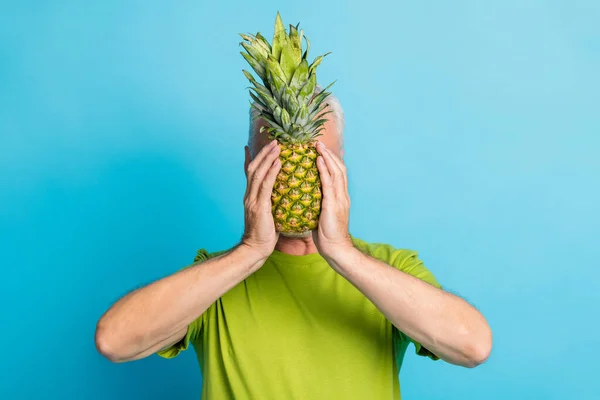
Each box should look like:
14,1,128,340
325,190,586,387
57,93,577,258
463,325,493,368
95,319,127,363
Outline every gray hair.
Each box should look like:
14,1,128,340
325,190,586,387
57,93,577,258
248,84,345,150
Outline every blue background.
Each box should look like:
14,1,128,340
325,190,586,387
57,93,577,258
1,1,598,399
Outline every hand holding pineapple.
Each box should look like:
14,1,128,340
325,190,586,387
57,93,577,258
241,140,282,260
312,141,353,259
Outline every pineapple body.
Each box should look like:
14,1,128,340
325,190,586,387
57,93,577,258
272,142,321,233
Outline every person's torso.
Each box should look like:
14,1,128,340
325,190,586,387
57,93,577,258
192,250,404,400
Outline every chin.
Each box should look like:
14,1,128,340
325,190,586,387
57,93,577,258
279,230,313,239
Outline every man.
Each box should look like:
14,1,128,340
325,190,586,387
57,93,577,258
95,91,492,399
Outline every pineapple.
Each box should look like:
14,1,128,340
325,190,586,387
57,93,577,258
240,12,334,234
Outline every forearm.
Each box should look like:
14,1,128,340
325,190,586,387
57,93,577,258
95,244,265,362
326,247,492,367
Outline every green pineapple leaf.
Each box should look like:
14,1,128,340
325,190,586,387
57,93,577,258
267,58,288,89
240,33,263,50
254,36,272,58
249,86,278,112
272,12,287,61
280,108,291,131
239,33,254,42
289,59,309,94
311,93,331,111
280,45,299,83
308,103,330,121
309,80,336,106
295,104,309,125
240,52,266,82
268,128,284,139
302,35,310,60
305,118,329,133
311,127,326,139
291,106,302,124
308,52,331,75
248,89,268,109
279,132,293,142
288,24,302,63
284,86,300,116
255,33,272,52
297,73,316,105
241,42,268,66
266,67,286,102
242,69,256,82
249,101,265,117
298,28,304,49
313,109,333,122
260,115,286,132
245,74,271,95
273,106,283,126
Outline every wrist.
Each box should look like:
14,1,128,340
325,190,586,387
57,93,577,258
235,242,270,269
322,242,360,271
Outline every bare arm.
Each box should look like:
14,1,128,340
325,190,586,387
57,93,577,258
95,139,283,363
95,246,265,363
311,141,492,368
325,248,492,368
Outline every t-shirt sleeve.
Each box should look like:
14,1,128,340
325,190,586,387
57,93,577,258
386,247,443,361
156,248,212,359
156,314,203,359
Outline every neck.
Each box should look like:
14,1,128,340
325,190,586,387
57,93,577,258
275,233,318,256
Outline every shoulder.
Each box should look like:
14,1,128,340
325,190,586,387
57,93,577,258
193,248,230,263
350,235,418,265
350,234,442,289
169,247,232,273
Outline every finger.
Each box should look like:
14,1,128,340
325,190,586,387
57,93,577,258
317,143,343,196
244,146,254,198
247,140,278,178
321,143,344,170
257,157,281,207
317,142,348,196
316,155,333,201
246,140,277,198
248,143,280,201
244,146,251,178
325,147,349,196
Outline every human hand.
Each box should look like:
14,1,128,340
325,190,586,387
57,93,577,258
312,141,353,259
241,140,281,260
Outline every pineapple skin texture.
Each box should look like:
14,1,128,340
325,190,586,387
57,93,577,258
272,142,322,233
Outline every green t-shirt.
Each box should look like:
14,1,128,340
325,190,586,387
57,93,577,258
158,235,442,399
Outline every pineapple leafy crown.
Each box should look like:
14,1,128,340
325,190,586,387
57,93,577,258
240,12,335,145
